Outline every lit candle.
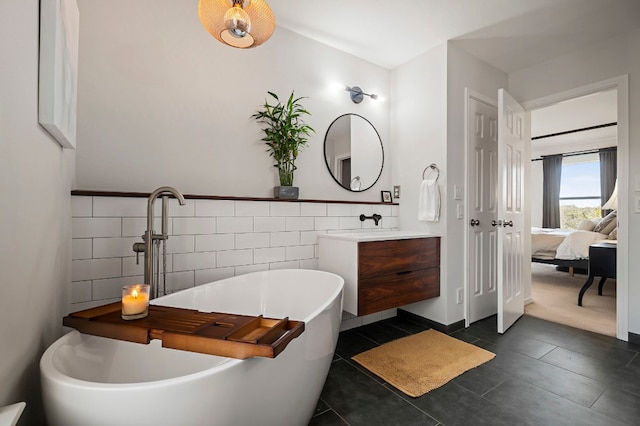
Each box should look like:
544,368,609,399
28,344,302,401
121,284,150,320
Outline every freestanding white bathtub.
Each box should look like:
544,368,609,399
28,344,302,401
40,269,344,426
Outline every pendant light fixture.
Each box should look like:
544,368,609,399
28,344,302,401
198,0,275,49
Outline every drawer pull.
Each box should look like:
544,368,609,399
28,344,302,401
396,270,412,276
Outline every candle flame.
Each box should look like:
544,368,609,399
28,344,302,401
132,288,139,298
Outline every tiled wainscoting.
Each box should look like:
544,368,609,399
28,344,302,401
70,195,399,330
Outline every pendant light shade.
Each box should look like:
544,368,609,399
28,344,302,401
198,0,275,49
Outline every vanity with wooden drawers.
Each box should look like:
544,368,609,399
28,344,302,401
318,232,440,316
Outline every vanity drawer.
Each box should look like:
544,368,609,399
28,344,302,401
358,268,440,316
358,237,440,279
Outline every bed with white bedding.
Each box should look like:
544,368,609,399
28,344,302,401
531,211,618,274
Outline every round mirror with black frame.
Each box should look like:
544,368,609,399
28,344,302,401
323,113,384,192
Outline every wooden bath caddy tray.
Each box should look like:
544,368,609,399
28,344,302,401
63,303,304,359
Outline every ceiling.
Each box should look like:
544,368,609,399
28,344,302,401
269,0,640,72
266,0,636,152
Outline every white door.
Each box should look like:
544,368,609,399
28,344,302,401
467,94,499,323
497,89,529,333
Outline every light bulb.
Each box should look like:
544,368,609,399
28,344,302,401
198,0,274,49
224,4,251,38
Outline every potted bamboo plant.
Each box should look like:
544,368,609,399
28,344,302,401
252,91,314,199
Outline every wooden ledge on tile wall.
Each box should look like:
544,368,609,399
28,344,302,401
63,302,305,359
71,190,399,205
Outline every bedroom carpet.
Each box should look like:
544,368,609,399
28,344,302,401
526,263,616,336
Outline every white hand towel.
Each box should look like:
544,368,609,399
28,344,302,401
418,179,440,221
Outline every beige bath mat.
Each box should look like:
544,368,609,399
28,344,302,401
352,329,495,397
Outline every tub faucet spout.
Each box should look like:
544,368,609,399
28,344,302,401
133,186,186,299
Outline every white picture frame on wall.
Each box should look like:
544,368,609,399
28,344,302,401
38,0,79,149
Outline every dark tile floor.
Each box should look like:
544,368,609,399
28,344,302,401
309,315,640,426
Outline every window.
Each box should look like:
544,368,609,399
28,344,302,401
559,154,601,229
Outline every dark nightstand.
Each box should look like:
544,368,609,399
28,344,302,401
578,242,617,306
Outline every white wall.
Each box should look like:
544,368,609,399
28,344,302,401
444,45,508,325
0,1,75,423
509,29,640,335
76,0,391,201
390,44,448,324
390,43,508,326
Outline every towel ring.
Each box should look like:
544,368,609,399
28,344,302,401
422,164,440,181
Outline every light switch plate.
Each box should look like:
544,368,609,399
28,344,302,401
456,203,464,219
393,185,400,199
454,184,463,200
635,174,640,192
635,195,640,213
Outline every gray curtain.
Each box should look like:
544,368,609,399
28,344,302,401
542,155,563,228
599,148,617,215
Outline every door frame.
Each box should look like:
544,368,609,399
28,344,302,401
522,75,629,341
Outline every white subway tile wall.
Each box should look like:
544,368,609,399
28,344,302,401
70,196,399,328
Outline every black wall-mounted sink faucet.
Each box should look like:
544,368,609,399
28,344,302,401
359,213,382,226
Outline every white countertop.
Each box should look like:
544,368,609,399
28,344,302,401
318,231,438,242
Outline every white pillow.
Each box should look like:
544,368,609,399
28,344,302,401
593,210,617,233
555,230,606,260
598,218,617,236
577,219,597,231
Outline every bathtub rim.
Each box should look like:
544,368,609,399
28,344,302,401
41,269,344,389
152,268,344,325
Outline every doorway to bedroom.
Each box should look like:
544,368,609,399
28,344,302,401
527,88,618,337
465,77,629,340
